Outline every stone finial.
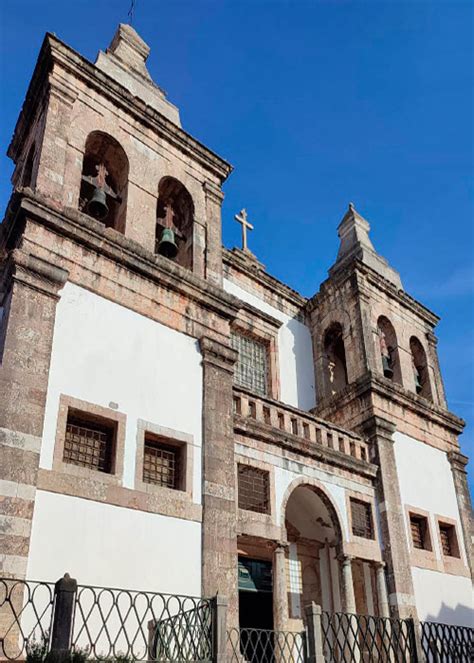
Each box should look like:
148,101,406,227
107,24,152,80
329,203,403,290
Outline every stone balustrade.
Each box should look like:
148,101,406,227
233,387,369,463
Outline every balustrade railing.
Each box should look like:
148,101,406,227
233,387,369,463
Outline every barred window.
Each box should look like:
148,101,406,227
438,523,459,557
231,332,268,396
143,437,181,489
410,514,429,550
350,498,374,539
238,465,270,514
63,414,114,473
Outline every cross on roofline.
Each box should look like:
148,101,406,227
235,208,254,252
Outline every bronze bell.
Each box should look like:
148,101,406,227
87,187,108,220
157,227,178,259
382,355,394,379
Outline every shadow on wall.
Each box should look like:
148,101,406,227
286,316,317,411
425,601,474,628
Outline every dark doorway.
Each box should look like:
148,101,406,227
238,557,274,662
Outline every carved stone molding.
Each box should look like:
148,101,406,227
200,336,237,374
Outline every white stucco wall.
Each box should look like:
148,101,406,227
28,491,201,595
394,432,473,626
29,282,203,592
223,278,315,410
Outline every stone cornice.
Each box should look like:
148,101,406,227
307,258,440,328
8,33,233,183
1,247,69,300
239,301,284,330
2,190,241,323
200,336,238,373
315,372,465,437
223,248,308,312
448,450,469,473
234,415,378,480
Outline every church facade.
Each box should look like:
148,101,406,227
0,24,472,633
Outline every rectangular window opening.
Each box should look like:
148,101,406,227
143,435,182,490
63,411,115,474
350,498,374,539
238,464,270,514
231,331,268,396
410,514,430,551
439,523,459,558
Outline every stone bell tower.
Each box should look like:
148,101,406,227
306,204,470,618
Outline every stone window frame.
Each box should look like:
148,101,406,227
53,394,126,485
236,455,278,537
231,303,282,400
345,489,382,561
134,419,194,500
405,505,438,571
434,514,468,577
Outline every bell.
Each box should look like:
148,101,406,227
157,227,178,259
382,355,394,379
87,187,108,220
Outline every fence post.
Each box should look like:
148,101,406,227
407,616,426,663
213,595,228,663
304,602,325,663
49,573,77,662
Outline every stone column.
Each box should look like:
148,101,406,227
199,336,238,625
0,248,68,579
375,563,390,618
448,450,473,576
273,542,289,631
340,555,356,614
202,181,224,286
362,416,417,619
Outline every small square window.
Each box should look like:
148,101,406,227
438,523,460,558
63,411,115,474
410,514,431,551
143,435,183,490
238,465,270,514
350,498,374,539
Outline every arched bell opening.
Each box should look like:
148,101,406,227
22,143,36,189
284,484,345,620
377,316,402,385
79,131,129,232
155,176,194,270
323,322,348,397
410,336,432,400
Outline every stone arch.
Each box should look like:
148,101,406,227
377,315,402,385
156,176,194,270
79,130,129,232
410,335,432,400
280,476,347,550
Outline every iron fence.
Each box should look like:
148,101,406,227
0,576,213,661
227,627,306,663
321,611,418,662
421,620,473,663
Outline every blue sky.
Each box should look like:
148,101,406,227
1,1,473,488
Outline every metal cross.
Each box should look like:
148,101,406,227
235,208,254,251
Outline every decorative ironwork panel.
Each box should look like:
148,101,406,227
238,464,270,514
321,611,417,662
231,332,268,396
0,578,55,660
64,420,111,472
350,498,374,539
143,439,179,489
228,627,306,663
421,620,473,662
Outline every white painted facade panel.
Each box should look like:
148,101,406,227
393,432,473,625
223,278,316,411
40,282,203,500
27,490,202,595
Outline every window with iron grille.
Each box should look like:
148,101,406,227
439,523,459,557
350,498,374,539
143,437,181,489
410,514,429,550
63,414,114,473
238,465,270,514
231,332,268,396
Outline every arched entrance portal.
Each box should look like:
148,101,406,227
282,483,344,627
